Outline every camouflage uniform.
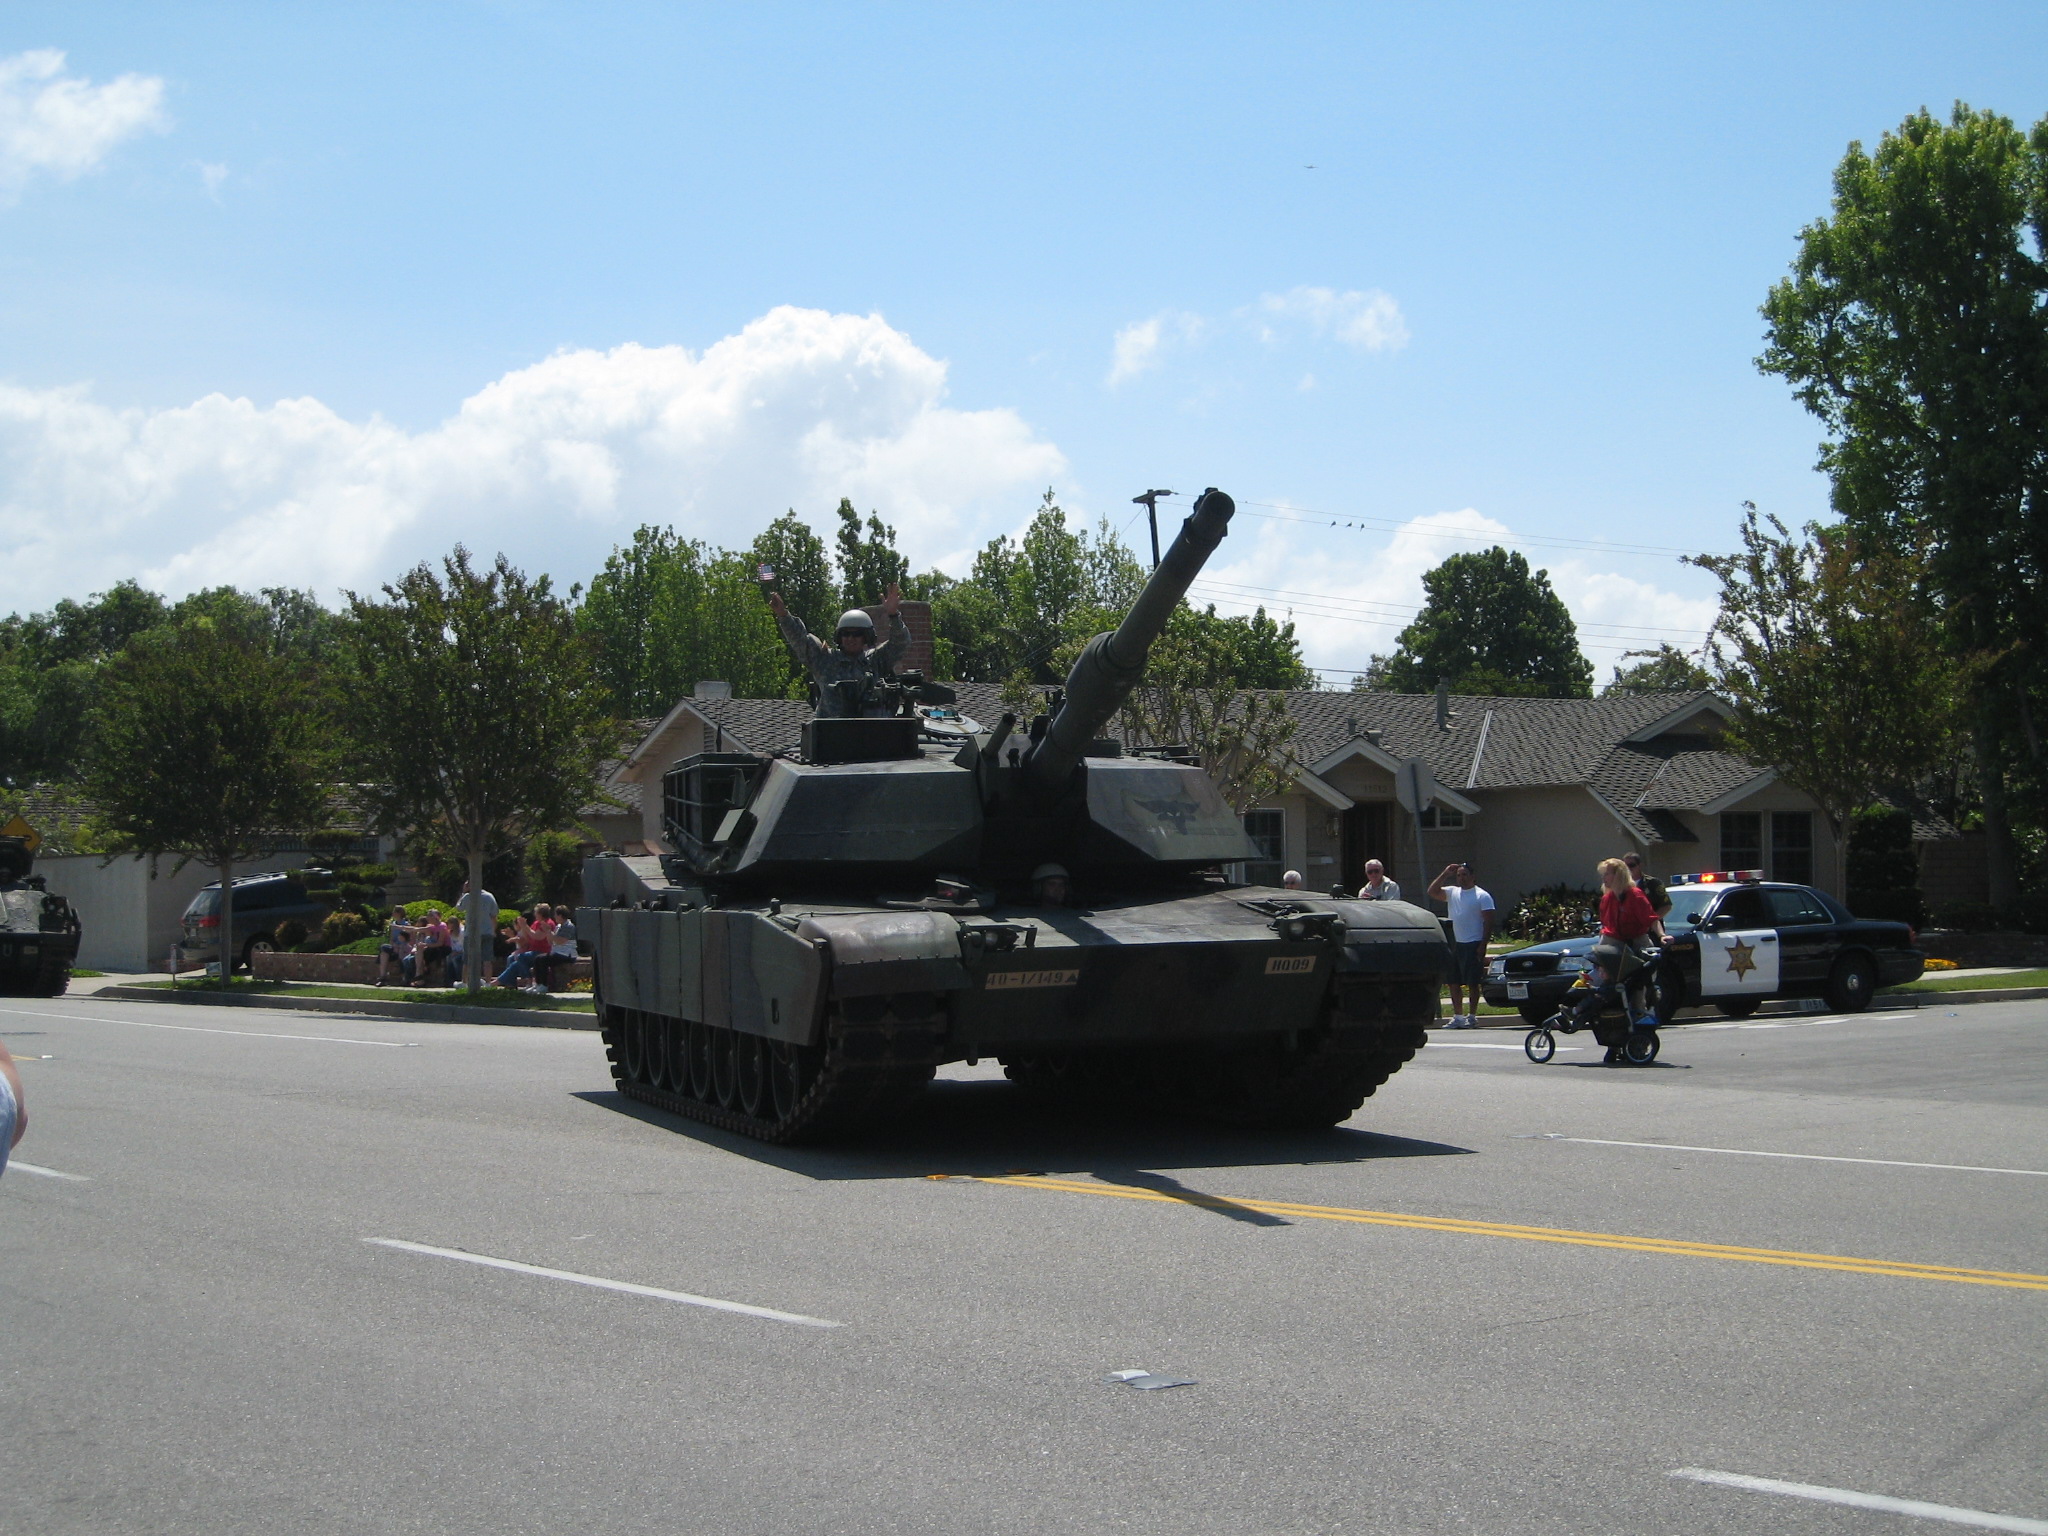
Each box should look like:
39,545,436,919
777,609,913,717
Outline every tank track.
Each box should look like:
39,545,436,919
0,955,68,998
1004,976,1435,1131
599,994,940,1144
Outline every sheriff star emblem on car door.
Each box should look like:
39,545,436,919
1724,937,1758,980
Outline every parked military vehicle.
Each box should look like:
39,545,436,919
582,489,1448,1142
0,834,82,997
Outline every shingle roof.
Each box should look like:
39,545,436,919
612,686,1754,847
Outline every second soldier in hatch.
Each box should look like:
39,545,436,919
769,581,913,717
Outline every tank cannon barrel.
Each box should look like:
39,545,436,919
1023,487,1235,791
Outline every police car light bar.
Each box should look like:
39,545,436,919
1668,869,1766,886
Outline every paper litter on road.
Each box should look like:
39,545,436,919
1105,1369,1196,1390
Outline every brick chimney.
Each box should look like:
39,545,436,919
861,599,934,676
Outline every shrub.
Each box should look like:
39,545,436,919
330,934,384,955
321,910,369,948
2015,888,2048,936
1504,884,1600,943
1928,900,2000,933
1847,889,1926,926
274,918,309,948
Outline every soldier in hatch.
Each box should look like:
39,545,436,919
768,582,913,717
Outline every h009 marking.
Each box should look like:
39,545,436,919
1265,955,1317,975
985,968,1082,990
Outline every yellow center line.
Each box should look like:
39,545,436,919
945,1175,2048,1292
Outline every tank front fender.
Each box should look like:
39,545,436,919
796,910,971,999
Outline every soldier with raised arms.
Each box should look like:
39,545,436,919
768,581,913,717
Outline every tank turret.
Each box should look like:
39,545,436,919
581,483,1447,1143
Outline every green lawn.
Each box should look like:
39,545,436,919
1888,968,2048,994
137,977,594,1011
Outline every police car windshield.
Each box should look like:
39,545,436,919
1665,887,1719,927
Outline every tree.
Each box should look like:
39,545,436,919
1758,102,2048,913
929,492,1150,684
84,616,334,978
576,526,785,713
1115,612,1303,814
1371,547,1593,698
833,499,910,611
340,549,616,990
1602,644,1714,695
748,512,836,690
1689,507,1960,898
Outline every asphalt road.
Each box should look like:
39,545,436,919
3,995,2044,1536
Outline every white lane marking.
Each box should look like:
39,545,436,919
1430,1041,1582,1052
0,1007,417,1048
364,1239,842,1328
8,1160,88,1181
1671,1468,2048,1533
1534,1134,2048,1179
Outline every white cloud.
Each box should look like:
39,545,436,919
1108,286,1407,385
1106,310,1204,386
0,306,1066,610
1193,507,1718,684
1256,286,1409,352
197,160,227,200
0,49,168,198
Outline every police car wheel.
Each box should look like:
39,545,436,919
1718,998,1762,1019
1825,953,1876,1013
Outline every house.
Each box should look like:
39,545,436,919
1234,689,1840,899
584,683,1973,910
8,785,393,973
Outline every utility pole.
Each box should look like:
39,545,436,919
1132,489,1173,571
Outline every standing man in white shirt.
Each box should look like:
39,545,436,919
1428,861,1496,1029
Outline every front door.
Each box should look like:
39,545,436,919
1340,802,1393,892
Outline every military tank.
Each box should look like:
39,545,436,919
581,489,1447,1142
0,834,82,997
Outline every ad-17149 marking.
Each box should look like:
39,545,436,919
984,968,1082,990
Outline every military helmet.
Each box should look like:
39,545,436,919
834,609,877,640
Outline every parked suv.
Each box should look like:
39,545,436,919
179,871,331,971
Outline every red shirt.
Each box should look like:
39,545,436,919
521,920,555,956
1599,885,1656,941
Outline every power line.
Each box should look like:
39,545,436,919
1156,491,1722,562
1186,577,1715,643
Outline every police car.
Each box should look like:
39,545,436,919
1483,870,1924,1023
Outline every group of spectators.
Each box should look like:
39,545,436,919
373,893,581,993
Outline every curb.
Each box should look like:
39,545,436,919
1455,984,2048,1030
94,985,600,1032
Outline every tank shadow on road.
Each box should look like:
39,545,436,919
574,1078,1473,1182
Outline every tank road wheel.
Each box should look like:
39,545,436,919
620,1009,647,1084
1158,1016,1430,1131
735,1033,769,1117
601,996,941,1145
33,955,70,997
770,1041,819,1120
687,1020,715,1102
643,1011,670,1089
709,1028,738,1108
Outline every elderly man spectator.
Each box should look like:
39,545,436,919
1358,859,1402,901
1280,869,1305,890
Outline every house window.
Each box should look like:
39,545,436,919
1419,805,1464,829
1721,812,1762,871
1772,811,1814,885
1243,808,1286,887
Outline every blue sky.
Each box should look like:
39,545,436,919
1,2,2043,682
